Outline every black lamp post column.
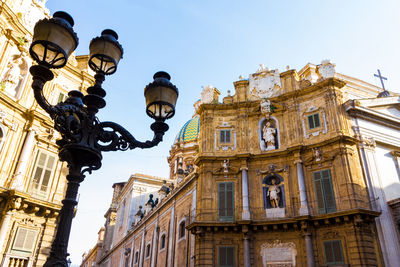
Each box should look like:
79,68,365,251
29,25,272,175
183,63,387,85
28,11,179,267
44,164,84,267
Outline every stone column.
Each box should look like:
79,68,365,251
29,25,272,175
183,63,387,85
11,129,36,190
243,234,251,267
151,217,159,267
241,167,251,220
139,228,145,267
0,211,13,263
167,201,175,267
294,159,309,215
304,232,315,267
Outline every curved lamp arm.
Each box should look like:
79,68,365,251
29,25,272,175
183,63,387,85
96,120,169,152
30,65,57,117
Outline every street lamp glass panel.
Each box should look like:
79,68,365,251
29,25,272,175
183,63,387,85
30,12,77,69
145,85,178,120
89,30,123,75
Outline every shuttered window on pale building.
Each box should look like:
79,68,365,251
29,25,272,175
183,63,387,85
313,169,336,214
31,150,56,194
323,240,345,265
12,227,37,252
218,246,235,267
218,182,234,221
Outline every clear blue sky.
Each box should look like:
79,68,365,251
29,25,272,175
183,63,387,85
46,0,400,265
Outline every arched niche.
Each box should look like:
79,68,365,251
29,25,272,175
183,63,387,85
262,173,285,209
259,116,280,151
1,54,30,99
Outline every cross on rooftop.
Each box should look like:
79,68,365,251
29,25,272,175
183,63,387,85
374,69,387,90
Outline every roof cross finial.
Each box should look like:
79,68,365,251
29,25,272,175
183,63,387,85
374,69,387,90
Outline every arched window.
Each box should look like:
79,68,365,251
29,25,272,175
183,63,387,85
145,243,151,258
160,234,166,250
178,220,186,239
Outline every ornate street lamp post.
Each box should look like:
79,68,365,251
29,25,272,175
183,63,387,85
28,11,179,267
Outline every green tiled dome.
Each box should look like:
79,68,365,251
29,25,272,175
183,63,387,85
175,115,200,144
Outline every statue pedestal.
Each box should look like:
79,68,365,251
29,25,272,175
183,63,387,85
265,145,276,151
266,208,285,219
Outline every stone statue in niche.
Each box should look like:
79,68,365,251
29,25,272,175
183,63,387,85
267,178,280,208
263,174,285,218
2,57,23,95
262,121,277,150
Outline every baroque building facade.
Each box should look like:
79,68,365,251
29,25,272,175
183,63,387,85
0,0,94,266
83,61,400,266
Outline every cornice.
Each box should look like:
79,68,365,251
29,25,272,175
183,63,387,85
0,188,62,217
195,136,357,165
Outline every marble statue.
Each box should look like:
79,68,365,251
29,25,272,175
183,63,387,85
2,58,23,95
263,121,276,149
267,178,280,208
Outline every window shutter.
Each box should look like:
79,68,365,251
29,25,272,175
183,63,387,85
225,130,231,143
24,230,36,251
32,150,56,193
314,170,336,214
324,240,344,265
308,115,315,129
219,247,227,265
218,183,226,217
14,228,27,249
226,183,234,217
321,170,336,212
13,228,36,251
313,172,326,214
313,113,321,128
218,183,234,221
226,247,234,266
219,246,235,267
220,131,225,143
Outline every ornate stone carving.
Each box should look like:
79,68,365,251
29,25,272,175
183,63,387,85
313,147,322,162
260,240,297,267
201,85,220,104
317,60,336,79
249,68,281,99
260,99,271,116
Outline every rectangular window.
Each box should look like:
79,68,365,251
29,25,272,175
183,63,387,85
31,150,56,195
218,246,235,267
218,182,234,221
219,130,231,144
307,113,321,129
313,169,336,214
323,240,345,266
12,227,37,252
119,200,126,228
57,92,67,103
